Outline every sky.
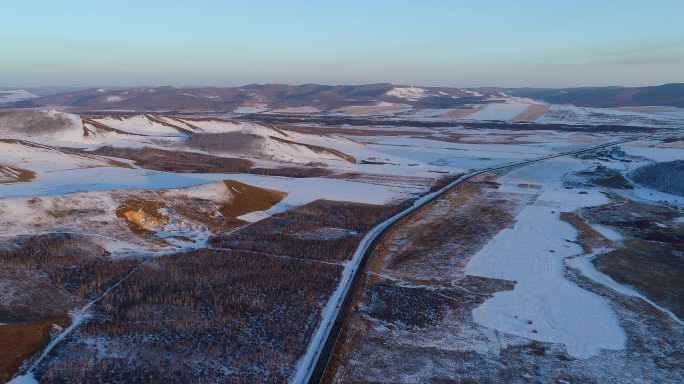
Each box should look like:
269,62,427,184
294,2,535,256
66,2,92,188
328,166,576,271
1,0,683,88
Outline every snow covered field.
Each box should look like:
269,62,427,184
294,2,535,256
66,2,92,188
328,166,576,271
468,102,531,121
539,104,684,127
385,86,427,101
466,158,626,358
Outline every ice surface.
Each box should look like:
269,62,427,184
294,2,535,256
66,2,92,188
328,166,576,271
0,167,230,199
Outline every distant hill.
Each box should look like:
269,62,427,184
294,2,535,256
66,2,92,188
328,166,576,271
0,90,38,104
7,82,684,111
10,84,489,112
501,83,684,108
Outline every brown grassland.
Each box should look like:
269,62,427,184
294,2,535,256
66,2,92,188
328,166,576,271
219,180,286,219
0,317,70,382
578,197,684,318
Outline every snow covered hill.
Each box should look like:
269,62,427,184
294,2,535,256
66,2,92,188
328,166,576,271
0,90,38,104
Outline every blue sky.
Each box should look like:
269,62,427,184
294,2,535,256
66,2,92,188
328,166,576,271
2,0,683,87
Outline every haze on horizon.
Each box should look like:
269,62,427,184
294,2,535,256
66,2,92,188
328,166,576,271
2,0,683,89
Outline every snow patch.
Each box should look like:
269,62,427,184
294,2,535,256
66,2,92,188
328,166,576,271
466,158,626,358
386,87,427,101
590,223,623,242
105,95,124,103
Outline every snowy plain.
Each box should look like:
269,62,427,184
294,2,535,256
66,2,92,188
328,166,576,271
466,158,627,358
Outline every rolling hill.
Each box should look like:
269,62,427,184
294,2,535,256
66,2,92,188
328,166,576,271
502,83,684,108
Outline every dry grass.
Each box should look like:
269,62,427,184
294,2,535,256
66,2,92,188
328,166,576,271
324,171,519,382
595,239,684,318
0,234,139,380
364,174,500,284
321,310,372,384
368,173,516,281
578,197,684,317
559,212,612,253
0,316,70,382
220,180,286,218
0,165,36,184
